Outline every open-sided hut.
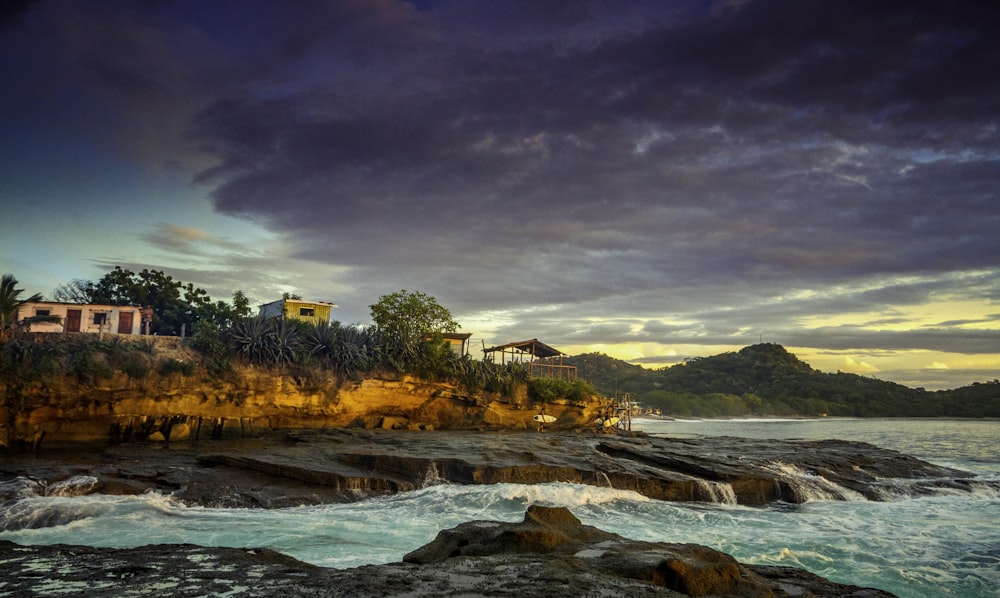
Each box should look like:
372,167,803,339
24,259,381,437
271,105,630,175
483,338,577,381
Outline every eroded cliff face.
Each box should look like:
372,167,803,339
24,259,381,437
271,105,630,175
0,344,604,448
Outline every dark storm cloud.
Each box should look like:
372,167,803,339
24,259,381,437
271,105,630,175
190,1,1000,280
0,0,35,32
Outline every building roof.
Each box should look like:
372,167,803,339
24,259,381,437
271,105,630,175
18,301,139,309
260,298,338,308
482,338,565,359
440,332,472,341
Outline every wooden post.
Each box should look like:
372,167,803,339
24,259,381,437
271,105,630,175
141,306,153,335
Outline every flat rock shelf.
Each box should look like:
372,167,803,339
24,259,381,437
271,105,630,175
1,429,986,508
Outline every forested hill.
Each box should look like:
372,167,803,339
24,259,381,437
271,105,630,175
565,344,1000,417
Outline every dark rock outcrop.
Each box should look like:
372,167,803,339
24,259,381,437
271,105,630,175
2,429,986,510
0,506,897,597
405,504,896,597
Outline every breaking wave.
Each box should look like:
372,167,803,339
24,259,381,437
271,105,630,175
760,461,867,502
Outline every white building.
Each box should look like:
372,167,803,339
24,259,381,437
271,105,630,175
16,302,142,335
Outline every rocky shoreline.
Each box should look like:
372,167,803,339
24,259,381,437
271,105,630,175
2,428,991,596
1,428,983,510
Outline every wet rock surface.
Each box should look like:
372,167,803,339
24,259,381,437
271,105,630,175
2,429,972,596
1,428,983,510
0,505,897,597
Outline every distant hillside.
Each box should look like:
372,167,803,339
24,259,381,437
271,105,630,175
566,344,1000,417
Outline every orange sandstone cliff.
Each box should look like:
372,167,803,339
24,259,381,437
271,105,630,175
0,337,604,448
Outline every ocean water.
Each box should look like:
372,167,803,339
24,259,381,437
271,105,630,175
2,418,998,598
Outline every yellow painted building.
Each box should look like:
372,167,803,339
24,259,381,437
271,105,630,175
259,298,337,324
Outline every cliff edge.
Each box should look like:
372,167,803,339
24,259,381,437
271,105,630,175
0,336,604,448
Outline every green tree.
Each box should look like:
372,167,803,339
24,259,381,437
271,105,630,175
203,290,253,329
1,274,60,339
370,290,459,343
231,290,251,318
369,290,458,370
88,267,215,336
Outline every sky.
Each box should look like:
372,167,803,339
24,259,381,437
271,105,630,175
1,0,999,391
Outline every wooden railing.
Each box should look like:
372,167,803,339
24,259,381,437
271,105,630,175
528,361,577,381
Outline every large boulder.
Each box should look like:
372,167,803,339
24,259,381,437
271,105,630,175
404,504,615,562
404,504,893,597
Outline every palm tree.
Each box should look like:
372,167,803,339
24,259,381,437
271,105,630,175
1,273,60,340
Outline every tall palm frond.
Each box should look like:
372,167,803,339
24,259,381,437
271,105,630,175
1,274,60,339
1,274,44,326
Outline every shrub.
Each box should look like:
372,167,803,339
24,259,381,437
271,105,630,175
229,316,275,364
269,318,303,366
485,362,527,397
528,378,596,403
302,320,339,367
0,333,63,380
329,324,381,380
409,336,455,381
191,319,231,375
101,337,154,379
114,350,152,379
158,358,194,376
69,344,113,381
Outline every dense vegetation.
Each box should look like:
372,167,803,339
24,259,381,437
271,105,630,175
0,333,194,385
1,318,540,402
566,344,1000,417
191,315,532,399
2,273,598,403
